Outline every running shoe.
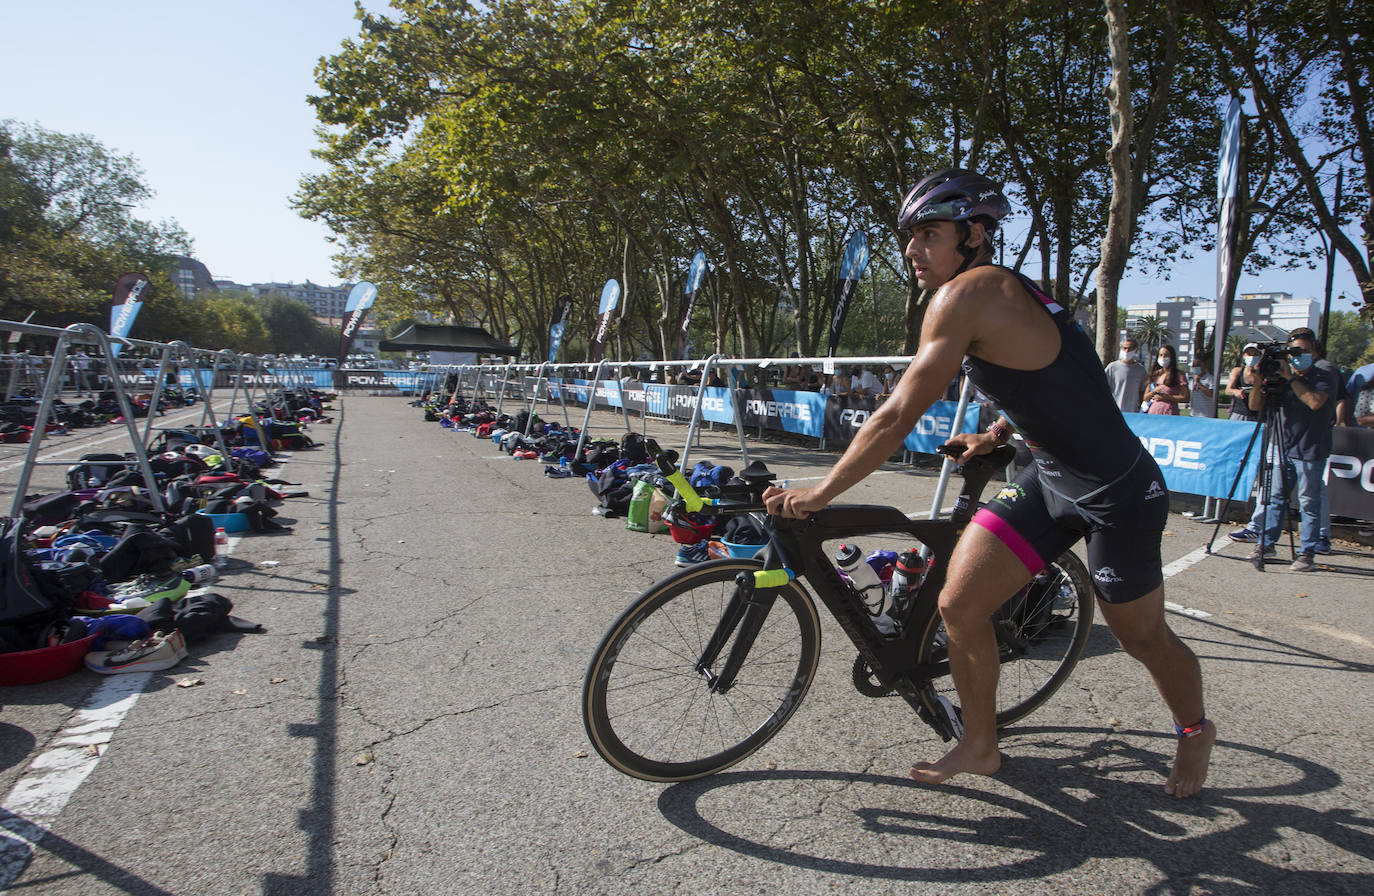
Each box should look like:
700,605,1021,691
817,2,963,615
1248,544,1276,561
674,540,710,567
105,573,191,609
1313,538,1331,555
1290,553,1316,572
85,630,188,674
1227,527,1259,543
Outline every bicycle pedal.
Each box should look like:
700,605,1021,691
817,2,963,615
918,695,964,742
936,696,964,741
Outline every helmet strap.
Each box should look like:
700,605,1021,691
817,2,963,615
954,222,982,275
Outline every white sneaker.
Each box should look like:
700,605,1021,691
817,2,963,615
85,630,188,674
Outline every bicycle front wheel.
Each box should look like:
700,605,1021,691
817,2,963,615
582,559,821,782
919,549,1094,728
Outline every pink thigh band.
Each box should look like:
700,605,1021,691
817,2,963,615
970,508,1044,575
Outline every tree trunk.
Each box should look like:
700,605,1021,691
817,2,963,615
1096,0,1134,363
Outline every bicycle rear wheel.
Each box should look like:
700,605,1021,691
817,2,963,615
582,559,821,782
918,549,1094,728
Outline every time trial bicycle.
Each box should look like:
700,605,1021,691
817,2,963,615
581,444,1093,782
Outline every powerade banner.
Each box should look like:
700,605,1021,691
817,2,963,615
677,251,707,360
826,231,871,357
1123,413,1262,500
589,279,621,363
337,281,378,363
897,400,982,453
548,293,571,363
738,389,827,437
1327,426,1374,519
1212,97,1245,397
109,272,150,357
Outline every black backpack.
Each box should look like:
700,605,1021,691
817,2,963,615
620,432,649,465
0,517,61,628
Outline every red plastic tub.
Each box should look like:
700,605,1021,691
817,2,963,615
0,635,97,686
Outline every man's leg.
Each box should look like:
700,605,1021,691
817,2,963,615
910,524,1035,785
1096,589,1215,798
1297,461,1330,552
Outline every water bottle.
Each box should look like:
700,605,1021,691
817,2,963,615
887,549,928,619
213,527,229,568
182,563,217,585
835,543,895,634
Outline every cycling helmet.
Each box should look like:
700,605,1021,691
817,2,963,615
897,168,1012,231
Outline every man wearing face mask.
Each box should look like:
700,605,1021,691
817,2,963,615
1104,337,1149,412
1231,328,1337,571
851,365,883,399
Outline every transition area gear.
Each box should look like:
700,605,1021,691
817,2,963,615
897,168,1012,231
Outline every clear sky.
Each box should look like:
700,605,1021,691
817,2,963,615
1,1,1363,314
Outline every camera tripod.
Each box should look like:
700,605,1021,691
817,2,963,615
1207,390,1297,570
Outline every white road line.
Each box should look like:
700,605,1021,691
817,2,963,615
1162,545,1213,618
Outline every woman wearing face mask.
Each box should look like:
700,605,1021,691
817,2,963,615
1145,344,1190,414
1225,343,1263,422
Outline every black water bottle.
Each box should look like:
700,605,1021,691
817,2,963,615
887,548,927,618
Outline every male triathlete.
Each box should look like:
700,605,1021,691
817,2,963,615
762,169,1214,797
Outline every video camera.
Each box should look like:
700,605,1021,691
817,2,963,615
1253,340,1303,394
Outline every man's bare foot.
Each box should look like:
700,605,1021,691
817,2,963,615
909,740,1002,785
1164,719,1216,798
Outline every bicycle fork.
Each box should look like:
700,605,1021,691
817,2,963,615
695,568,795,693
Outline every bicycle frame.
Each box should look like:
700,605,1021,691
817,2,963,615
680,446,1015,738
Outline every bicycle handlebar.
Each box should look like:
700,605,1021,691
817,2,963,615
656,440,1015,524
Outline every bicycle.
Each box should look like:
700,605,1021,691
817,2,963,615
581,444,1094,782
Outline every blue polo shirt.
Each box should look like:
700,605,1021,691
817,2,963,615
1281,363,1337,461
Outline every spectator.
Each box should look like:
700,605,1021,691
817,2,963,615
1228,329,1337,570
850,365,883,398
781,352,806,389
881,363,901,395
1225,343,1263,422
1340,359,1374,428
1104,337,1149,412
1187,352,1216,419
71,349,93,396
1144,344,1190,415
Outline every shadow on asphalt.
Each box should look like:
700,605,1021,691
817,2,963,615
1168,607,1374,676
261,400,345,896
1,808,178,896
657,731,1374,891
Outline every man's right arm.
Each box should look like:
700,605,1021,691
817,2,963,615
764,286,981,517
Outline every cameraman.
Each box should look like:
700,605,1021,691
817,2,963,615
1231,329,1337,571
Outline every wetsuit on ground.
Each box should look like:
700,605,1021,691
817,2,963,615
963,269,1167,603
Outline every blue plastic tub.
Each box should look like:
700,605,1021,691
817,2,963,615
198,511,251,534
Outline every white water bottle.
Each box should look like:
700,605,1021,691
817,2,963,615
835,543,894,634
183,563,217,585
213,527,229,568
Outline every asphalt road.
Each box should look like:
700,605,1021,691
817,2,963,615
2,395,1373,895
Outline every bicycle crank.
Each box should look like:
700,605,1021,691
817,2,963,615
851,656,896,697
